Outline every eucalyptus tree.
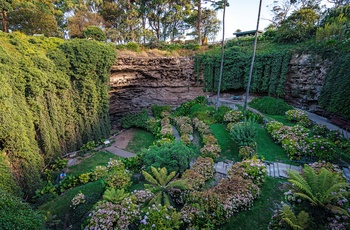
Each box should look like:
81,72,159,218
8,0,60,36
186,8,220,42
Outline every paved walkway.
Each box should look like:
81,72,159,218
104,146,136,158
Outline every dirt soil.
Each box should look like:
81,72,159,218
111,128,137,149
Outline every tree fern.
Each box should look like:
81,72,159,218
142,166,188,206
102,188,129,204
288,165,350,215
280,205,309,230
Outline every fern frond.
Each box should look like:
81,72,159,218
151,166,163,185
163,192,171,207
325,204,349,216
142,170,159,185
167,179,189,190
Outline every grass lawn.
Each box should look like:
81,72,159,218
39,180,104,229
125,129,155,154
255,124,291,163
264,114,295,126
220,177,287,230
68,151,118,176
210,123,240,162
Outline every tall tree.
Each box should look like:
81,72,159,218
67,10,104,38
267,0,295,28
8,0,59,36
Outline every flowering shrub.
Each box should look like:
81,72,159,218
224,110,244,123
267,123,310,160
92,165,108,180
71,192,86,209
192,117,211,135
85,198,140,230
131,189,153,204
200,134,221,159
181,174,260,228
238,145,256,159
228,157,267,186
327,129,344,142
182,169,206,190
104,159,131,189
140,205,182,229
191,157,214,180
302,136,336,161
285,109,307,121
160,116,174,139
285,109,311,127
312,124,328,136
172,116,193,145
308,161,343,175
266,121,283,135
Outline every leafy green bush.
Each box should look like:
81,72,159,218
173,96,206,116
229,120,257,147
0,190,44,230
249,96,293,115
151,105,172,119
120,109,150,129
141,141,195,174
82,26,106,42
0,152,22,196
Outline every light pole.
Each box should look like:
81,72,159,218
244,0,263,115
215,0,227,111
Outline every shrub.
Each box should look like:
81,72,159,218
0,191,44,230
224,110,244,123
182,169,206,191
249,97,293,115
229,120,257,147
302,137,336,161
141,141,194,174
125,42,140,52
191,157,214,180
71,191,86,209
238,145,256,160
151,105,172,119
120,109,150,129
311,124,328,136
85,198,140,230
214,106,232,123
285,109,311,127
79,172,92,184
200,134,221,160
228,157,267,186
140,205,182,230
104,159,131,189
245,109,263,124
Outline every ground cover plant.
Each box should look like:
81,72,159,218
125,129,155,153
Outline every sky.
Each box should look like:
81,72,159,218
214,0,334,41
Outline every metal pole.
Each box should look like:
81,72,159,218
215,0,226,111
244,0,263,115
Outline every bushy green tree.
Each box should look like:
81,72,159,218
275,7,319,43
82,26,106,41
141,141,194,174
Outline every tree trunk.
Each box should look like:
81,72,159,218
197,1,202,45
2,10,7,33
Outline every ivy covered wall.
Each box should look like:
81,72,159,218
0,33,116,195
195,40,292,96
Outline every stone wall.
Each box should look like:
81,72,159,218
283,54,330,113
109,56,206,123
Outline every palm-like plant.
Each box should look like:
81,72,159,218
142,166,188,206
103,188,129,204
288,165,350,215
280,205,309,230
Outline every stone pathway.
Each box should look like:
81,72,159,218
104,146,136,158
171,125,181,141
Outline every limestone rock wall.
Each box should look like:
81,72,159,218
283,54,330,113
109,56,206,123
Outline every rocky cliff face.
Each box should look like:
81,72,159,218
109,54,331,124
284,54,330,113
109,56,206,123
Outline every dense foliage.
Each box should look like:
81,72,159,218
195,40,292,96
0,190,44,229
249,96,293,115
0,33,116,195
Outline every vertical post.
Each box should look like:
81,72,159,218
215,0,226,111
244,0,263,115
